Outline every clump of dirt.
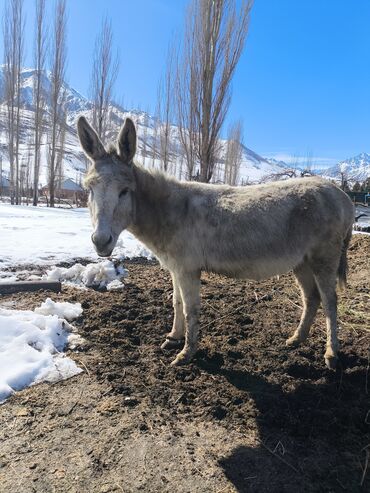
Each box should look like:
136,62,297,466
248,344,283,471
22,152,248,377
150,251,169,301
0,235,369,493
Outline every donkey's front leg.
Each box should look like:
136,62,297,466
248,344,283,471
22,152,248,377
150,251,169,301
161,273,185,350
171,272,200,366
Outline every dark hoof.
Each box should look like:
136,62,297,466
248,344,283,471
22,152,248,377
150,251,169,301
161,336,185,350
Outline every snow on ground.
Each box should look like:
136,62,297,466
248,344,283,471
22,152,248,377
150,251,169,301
46,260,128,290
0,203,152,271
0,299,83,403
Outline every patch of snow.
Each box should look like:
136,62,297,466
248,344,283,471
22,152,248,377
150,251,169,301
46,260,128,289
106,279,125,291
0,300,83,404
35,298,83,321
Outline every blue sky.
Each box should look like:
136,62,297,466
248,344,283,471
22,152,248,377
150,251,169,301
3,0,370,166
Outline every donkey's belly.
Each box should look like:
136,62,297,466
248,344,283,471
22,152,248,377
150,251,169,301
204,254,302,281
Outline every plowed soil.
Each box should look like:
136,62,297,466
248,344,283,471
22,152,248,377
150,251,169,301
1,235,369,493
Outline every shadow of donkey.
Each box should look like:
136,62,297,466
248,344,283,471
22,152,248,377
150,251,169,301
196,354,369,493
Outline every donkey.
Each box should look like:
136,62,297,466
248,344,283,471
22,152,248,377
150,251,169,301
77,116,354,369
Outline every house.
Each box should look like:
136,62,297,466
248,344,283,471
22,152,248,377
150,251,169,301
42,178,87,204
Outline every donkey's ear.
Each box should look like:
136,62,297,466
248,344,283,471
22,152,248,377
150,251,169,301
77,116,106,161
117,118,136,163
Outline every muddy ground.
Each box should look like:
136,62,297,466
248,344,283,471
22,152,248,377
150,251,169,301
0,235,369,493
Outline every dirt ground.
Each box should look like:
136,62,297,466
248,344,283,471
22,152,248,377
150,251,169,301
0,235,369,493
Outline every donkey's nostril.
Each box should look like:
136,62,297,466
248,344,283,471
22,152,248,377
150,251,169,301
91,232,113,249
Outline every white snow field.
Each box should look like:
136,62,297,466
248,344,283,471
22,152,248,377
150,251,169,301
0,299,84,403
0,203,152,271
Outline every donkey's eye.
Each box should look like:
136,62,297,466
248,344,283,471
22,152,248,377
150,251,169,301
119,189,128,198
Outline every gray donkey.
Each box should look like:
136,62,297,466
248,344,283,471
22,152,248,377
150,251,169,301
77,116,354,369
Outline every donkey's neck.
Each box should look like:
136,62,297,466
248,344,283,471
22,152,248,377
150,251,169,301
127,165,178,254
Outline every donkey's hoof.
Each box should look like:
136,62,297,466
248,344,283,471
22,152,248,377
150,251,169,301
325,355,338,370
285,335,301,348
170,352,192,367
161,336,185,351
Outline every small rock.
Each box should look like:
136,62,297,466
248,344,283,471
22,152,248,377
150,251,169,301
123,397,139,407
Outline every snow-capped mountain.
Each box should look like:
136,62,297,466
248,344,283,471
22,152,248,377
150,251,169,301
0,67,286,185
0,67,92,119
323,153,370,182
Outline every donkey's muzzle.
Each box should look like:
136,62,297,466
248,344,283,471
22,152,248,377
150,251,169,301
91,232,114,256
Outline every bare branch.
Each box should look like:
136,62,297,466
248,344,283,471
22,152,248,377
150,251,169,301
32,0,47,206
48,0,67,207
90,17,119,140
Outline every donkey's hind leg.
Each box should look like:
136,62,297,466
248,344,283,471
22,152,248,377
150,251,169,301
286,261,321,347
310,253,341,369
161,273,185,350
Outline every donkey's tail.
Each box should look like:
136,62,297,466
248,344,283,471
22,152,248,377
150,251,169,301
337,226,352,291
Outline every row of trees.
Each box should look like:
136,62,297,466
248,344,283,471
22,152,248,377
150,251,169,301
352,178,370,193
1,0,120,207
341,176,370,193
1,0,252,208
2,0,68,206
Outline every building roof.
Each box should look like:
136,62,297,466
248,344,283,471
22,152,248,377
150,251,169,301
60,178,83,192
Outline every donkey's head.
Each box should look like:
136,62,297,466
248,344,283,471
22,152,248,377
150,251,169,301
77,116,137,257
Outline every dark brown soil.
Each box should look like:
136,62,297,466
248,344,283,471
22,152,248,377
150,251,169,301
1,235,369,493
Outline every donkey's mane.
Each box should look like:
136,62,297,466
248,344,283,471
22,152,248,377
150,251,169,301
133,163,181,199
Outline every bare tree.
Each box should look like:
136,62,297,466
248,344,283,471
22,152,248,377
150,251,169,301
157,48,174,173
151,114,159,169
90,17,119,140
48,0,67,208
2,0,25,204
141,107,150,167
32,0,47,206
296,150,314,178
55,106,67,202
174,27,197,180
224,120,243,185
261,168,298,183
14,0,24,205
175,0,253,182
